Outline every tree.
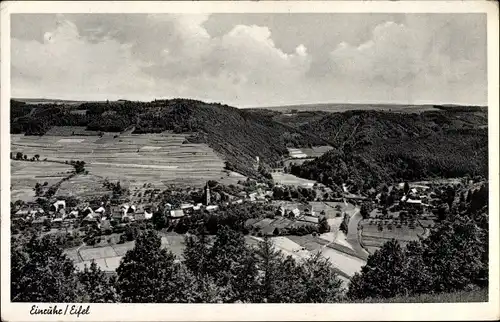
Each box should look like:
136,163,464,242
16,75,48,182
152,210,167,230
402,241,432,295
360,202,372,219
297,252,343,302
11,235,81,302
116,229,194,302
34,154,40,161
183,228,211,278
318,216,330,233
422,216,487,292
206,226,259,302
78,260,118,303
23,154,28,160
347,239,407,299
254,236,285,302
15,152,23,160
403,182,410,195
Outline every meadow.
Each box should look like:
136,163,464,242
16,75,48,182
10,160,74,201
360,220,425,252
271,172,316,187
11,133,237,201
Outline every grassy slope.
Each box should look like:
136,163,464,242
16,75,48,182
345,288,488,303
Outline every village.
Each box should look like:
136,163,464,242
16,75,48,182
10,157,474,280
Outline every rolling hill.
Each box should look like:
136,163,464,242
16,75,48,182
10,99,326,178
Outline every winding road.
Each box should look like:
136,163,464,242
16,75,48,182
346,207,370,260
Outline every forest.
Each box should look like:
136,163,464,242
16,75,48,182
283,109,488,192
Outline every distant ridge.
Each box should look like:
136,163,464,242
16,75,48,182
256,103,487,113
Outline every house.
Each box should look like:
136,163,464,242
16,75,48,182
180,203,194,210
68,210,79,218
144,209,153,220
233,199,243,205
94,206,106,215
51,217,63,228
288,208,301,218
52,200,66,211
82,206,94,217
164,203,173,210
298,204,314,216
206,205,219,212
15,209,29,217
169,209,185,218
193,203,203,212
298,215,319,224
83,213,97,223
248,193,257,202
181,203,194,214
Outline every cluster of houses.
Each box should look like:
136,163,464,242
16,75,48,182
12,182,277,233
275,203,319,224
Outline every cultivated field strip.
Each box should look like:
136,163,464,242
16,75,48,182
10,160,74,201
11,134,230,198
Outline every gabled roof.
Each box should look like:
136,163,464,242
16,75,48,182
298,215,319,224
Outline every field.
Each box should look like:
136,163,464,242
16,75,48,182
70,233,187,272
10,160,73,201
286,235,366,278
271,172,316,187
11,133,240,200
360,220,425,252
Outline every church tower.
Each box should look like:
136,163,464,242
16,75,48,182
204,182,211,206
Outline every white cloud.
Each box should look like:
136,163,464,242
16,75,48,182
12,18,155,101
11,14,487,106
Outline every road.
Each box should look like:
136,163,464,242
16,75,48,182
346,207,370,260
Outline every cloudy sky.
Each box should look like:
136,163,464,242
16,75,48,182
11,13,487,107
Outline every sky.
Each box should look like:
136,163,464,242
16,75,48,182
11,13,487,107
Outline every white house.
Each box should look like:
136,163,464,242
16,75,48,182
94,206,106,215
169,209,185,218
53,200,66,210
144,209,153,220
206,205,219,212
